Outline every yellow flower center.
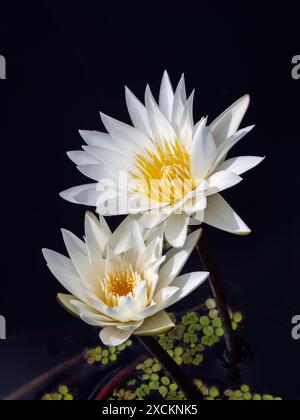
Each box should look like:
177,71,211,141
131,140,198,205
100,266,144,307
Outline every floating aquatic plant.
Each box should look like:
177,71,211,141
42,385,75,401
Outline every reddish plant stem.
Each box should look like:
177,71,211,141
95,355,146,400
3,352,85,400
192,228,242,365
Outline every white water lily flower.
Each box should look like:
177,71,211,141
42,212,208,346
61,72,264,247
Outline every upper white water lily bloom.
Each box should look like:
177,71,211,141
42,212,208,346
61,72,264,247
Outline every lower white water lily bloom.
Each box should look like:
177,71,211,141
61,72,264,247
42,212,208,346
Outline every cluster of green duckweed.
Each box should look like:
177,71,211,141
111,358,185,401
109,303,283,401
194,379,221,400
224,385,282,401
42,385,74,401
85,339,133,366
158,299,243,366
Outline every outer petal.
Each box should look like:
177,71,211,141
60,184,99,206
165,213,189,248
206,171,242,196
159,71,174,121
125,86,153,138
214,125,255,168
67,151,99,165
134,311,175,336
164,228,202,264
204,193,251,235
215,156,265,175
210,95,250,147
145,85,177,144
100,327,132,346
168,271,209,304
191,125,217,180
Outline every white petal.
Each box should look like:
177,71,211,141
79,130,117,150
204,193,251,235
159,71,174,121
139,212,166,229
191,125,217,180
107,215,139,255
117,320,144,332
179,90,195,145
206,170,242,196
172,74,186,127
157,249,193,291
210,126,255,174
60,184,99,206
99,327,132,346
164,228,202,264
125,86,153,138
84,145,132,172
61,229,97,289
84,212,110,269
67,151,99,165
134,311,175,336
216,156,265,175
210,95,250,147
57,293,80,319
165,213,189,248
168,271,209,305
145,85,177,144
100,112,154,153
77,164,117,182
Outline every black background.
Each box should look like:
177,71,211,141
1,0,300,399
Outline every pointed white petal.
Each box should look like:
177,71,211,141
164,228,202,263
157,249,193,291
139,212,166,230
179,90,195,145
210,95,250,147
165,213,189,248
57,293,80,319
145,85,177,143
60,184,99,206
134,311,175,336
159,71,174,121
77,164,117,182
79,130,116,150
61,229,94,283
191,125,217,180
206,171,242,196
204,193,251,235
67,151,99,165
216,156,265,175
168,271,209,304
84,212,110,269
172,74,186,127
210,126,255,174
100,327,132,346
125,86,153,138
100,112,154,153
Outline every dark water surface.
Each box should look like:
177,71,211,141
0,0,300,399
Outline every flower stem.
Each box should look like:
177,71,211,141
137,336,202,400
192,229,242,365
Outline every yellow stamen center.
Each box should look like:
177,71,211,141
100,266,144,307
131,139,198,205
